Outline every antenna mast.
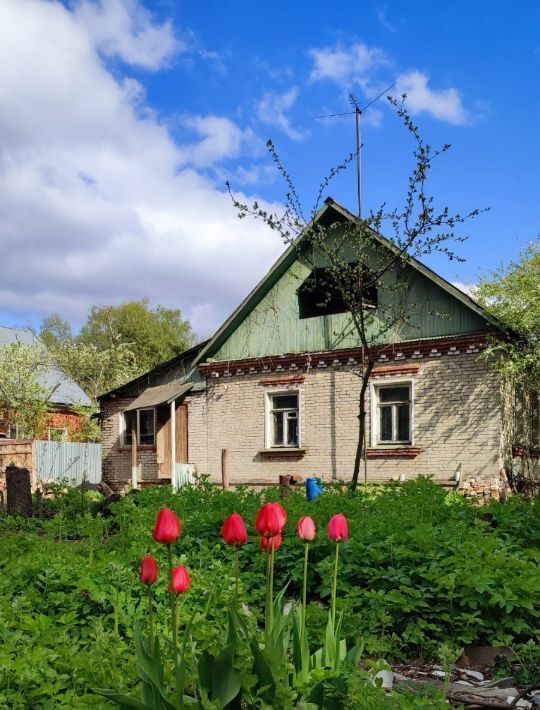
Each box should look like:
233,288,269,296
349,94,362,219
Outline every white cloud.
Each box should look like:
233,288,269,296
308,42,390,87
73,0,183,70
178,115,261,168
0,0,282,338
233,164,277,186
308,42,471,126
395,71,470,125
452,281,477,297
256,87,307,141
375,6,397,33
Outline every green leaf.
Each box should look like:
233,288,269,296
92,688,153,709
250,637,275,697
197,652,213,692
211,643,241,707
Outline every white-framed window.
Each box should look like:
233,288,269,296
122,408,156,447
371,380,413,446
265,391,300,448
48,427,67,442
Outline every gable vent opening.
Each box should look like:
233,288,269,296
297,266,377,320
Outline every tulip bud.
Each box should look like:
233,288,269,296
297,515,316,541
222,512,248,546
255,502,287,538
327,513,349,542
153,508,182,544
260,533,282,551
139,555,158,585
169,564,190,594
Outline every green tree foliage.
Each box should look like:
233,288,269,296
476,242,540,387
78,299,195,372
49,341,139,404
0,342,52,437
40,300,195,402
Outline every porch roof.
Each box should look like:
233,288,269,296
124,381,193,411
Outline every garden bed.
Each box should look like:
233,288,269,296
0,478,538,707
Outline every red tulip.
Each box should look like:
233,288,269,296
169,565,190,594
255,502,287,538
297,516,316,541
260,533,282,551
153,508,182,544
139,555,158,585
328,514,349,542
222,512,248,546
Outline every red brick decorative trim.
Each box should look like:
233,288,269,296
199,332,496,378
372,364,420,378
367,447,421,459
513,445,540,460
259,374,305,386
259,448,307,459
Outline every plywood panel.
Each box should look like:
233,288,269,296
156,404,171,478
176,404,188,463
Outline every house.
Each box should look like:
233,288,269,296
99,199,537,499
0,326,92,441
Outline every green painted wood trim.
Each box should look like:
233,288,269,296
194,198,508,365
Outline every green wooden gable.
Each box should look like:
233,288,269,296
197,199,505,364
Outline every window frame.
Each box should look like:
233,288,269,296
370,378,414,448
264,389,301,449
121,407,156,447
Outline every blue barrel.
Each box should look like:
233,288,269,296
306,477,323,501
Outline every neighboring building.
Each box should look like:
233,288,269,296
0,326,92,441
99,199,537,497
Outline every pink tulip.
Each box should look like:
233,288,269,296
327,514,349,542
297,516,316,541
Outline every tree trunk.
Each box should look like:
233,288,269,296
351,359,374,491
6,464,32,516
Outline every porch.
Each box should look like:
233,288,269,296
124,381,192,488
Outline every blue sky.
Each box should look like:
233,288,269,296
0,0,538,338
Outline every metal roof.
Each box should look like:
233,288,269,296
0,326,92,407
124,381,193,411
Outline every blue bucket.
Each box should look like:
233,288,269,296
306,477,324,501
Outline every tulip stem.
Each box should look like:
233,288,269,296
265,548,270,642
301,542,309,647
167,545,179,660
147,587,154,654
269,541,275,635
331,542,340,630
234,547,240,605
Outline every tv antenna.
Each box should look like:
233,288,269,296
315,81,396,219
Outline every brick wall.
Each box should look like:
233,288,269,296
101,350,503,493
193,351,502,487
0,408,86,441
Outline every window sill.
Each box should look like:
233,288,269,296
367,447,421,459
119,445,157,452
259,448,307,458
